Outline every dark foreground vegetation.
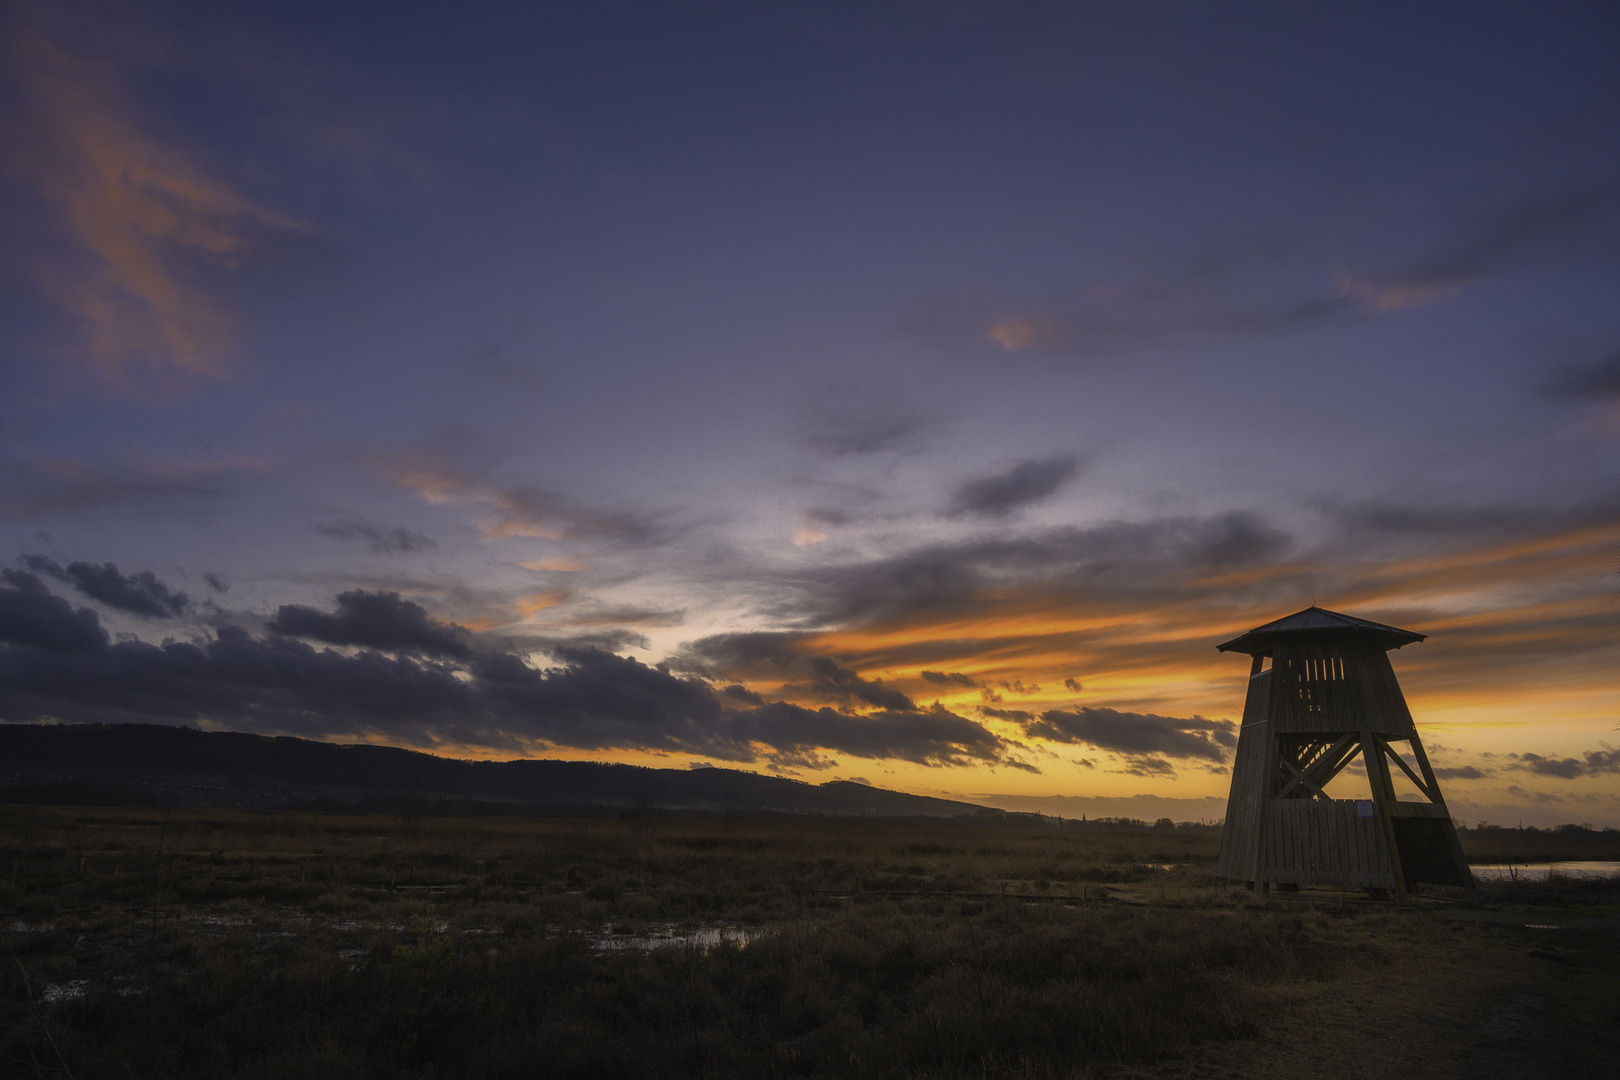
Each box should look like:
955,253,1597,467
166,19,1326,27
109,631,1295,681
2,806,1617,1079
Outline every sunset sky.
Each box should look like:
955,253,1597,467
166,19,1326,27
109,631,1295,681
2,1,1617,826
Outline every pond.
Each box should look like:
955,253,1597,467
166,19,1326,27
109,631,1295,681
1469,861,1620,880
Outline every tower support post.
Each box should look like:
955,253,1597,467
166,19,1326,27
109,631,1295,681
1361,728,1408,905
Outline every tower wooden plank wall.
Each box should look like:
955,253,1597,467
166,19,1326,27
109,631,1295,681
1214,607,1472,901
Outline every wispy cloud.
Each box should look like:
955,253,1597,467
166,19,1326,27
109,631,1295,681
918,187,1617,359
799,388,936,456
375,441,670,547
1384,187,1612,296
8,22,309,383
0,455,257,518
314,519,437,555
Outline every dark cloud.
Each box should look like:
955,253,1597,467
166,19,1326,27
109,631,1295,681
1544,349,1620,402
22,556,190,618
673,630,814,677
1116,755,1177,777
465,644,731,753
721,683,765,706
920,670,979,687
675,634,922,713
0,571,108,653
1185,512,1292,567
1023,707,1236,765
946,456,1079,518
1510,750,1620,780
727,701,1009,769
269,590,471,658
315,519,437,554
1063,677,1083,692
202,573,229,594
791,656,916,711
0,575,1012,771
979,706,1033,723
1431,765,1491,780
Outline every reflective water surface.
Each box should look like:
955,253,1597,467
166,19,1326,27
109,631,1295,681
1470,861,1620,880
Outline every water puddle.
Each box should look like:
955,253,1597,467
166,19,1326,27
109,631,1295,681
41,980,88,1003
591,925,751,953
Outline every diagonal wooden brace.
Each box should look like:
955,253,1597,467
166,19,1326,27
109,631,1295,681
1378,736,1435,801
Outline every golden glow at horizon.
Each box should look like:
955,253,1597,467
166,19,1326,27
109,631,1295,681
398,513,1620,803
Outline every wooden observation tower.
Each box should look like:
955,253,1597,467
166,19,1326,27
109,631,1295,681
1214,607,1472,901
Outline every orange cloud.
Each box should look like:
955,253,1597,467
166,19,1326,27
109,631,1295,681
754,515,1620,773
376,451,661,545
519,558,584,572
9,25,308,384
383,465,477,506
985,315,1057,351
514,590,570,617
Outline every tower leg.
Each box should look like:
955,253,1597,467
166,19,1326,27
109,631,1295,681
1362,730,1408,905
1407,734,1475,889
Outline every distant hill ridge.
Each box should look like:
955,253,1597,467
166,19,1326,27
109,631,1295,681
0,723,990,818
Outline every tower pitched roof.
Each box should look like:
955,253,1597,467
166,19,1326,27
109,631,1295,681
1215,606,1425,655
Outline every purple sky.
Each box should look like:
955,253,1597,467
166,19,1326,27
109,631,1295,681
2,1,1618,825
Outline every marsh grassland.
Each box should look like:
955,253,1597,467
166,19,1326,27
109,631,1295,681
2,806,1616,1079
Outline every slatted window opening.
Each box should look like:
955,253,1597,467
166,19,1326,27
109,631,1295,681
1288,656,1347,711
